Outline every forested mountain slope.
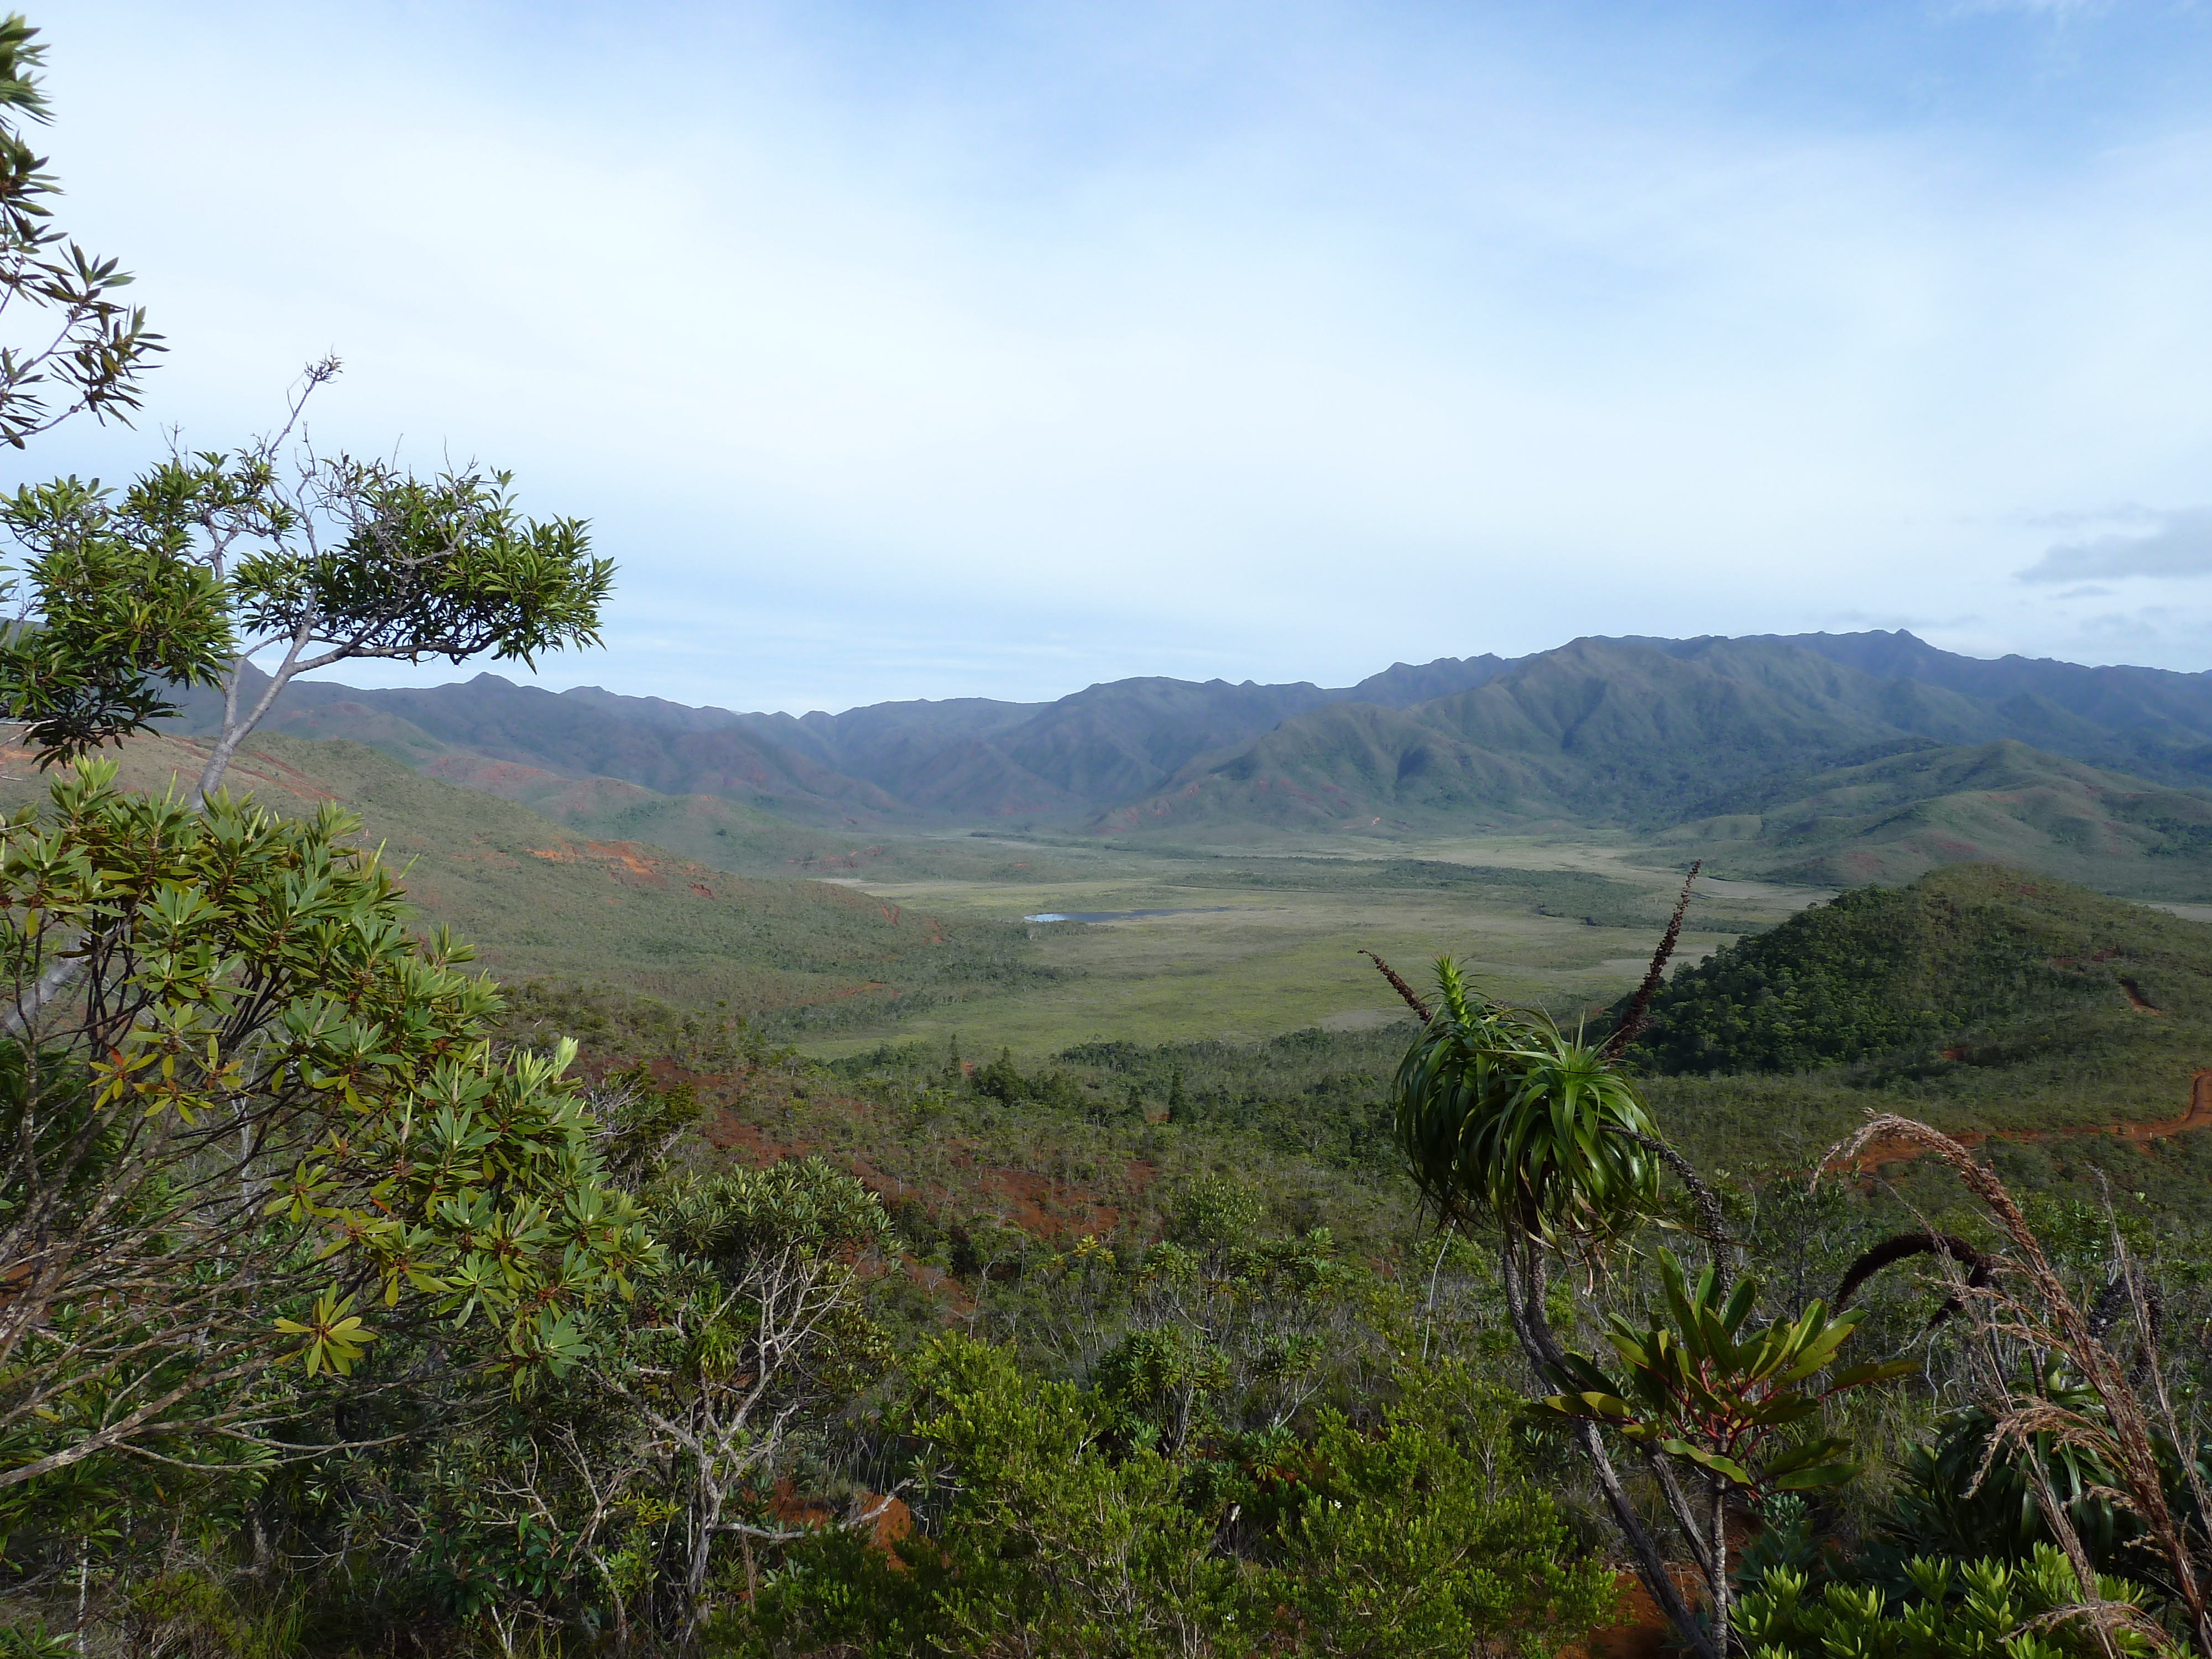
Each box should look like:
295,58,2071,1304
1121,635,2167,828
1651,740,2212,894
158,633,2212,896
1098,639,2212,898
163,655,1524,823
1625,863,2207,1078
1765,628,2212,787
179,668,919,827
1615,868,2212,1203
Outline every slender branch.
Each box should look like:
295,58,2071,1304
1500,1234,1716,1659
1613,1126,1735,1296
1833,1230,1990,1329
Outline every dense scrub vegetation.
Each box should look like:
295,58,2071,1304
1625,864,2211,1076
15,930,2212,1655
9,10,2212,1646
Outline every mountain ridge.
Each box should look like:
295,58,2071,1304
159,632,2212,897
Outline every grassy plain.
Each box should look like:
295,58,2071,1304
19,727,2212,1228
801,828,1830,1060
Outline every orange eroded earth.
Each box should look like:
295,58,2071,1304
1842,1067,2212,1171
527,838,664,880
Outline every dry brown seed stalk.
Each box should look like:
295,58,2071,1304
1601,860,1701,1061
1359,950,1431,1023
1820,1113,2212,1657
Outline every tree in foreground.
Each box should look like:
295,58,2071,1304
1374,872,1909,1659
0,13,607,791
0,366,615,796
0,13,161,448
0,760,659,1494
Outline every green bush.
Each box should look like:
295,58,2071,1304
1734,1544,2157,1659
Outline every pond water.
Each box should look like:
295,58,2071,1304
1022,906,1233,924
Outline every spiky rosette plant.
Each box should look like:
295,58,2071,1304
1392,956,1662,1253
1370,865,1822,1659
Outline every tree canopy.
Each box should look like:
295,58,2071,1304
0,387,614,794
0,762,659,1490
0,13,161,448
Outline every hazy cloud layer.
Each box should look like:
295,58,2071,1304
2019,509,2212,583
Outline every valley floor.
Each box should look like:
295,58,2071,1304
800,828,1832,1060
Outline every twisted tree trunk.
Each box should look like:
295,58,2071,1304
1500,1237,1717,1659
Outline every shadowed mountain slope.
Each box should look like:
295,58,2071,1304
175,668,915,828
1646,740,2212,896
1109,638,1953,832
1108,635,2212,816
156,633,2212,897
170,662,1505,824
1740,630,2212,788
1341,653,1520,706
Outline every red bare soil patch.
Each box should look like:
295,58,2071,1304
687,1084,1154,1245
527,838,665,881
704,1114,801,1165
766,1480,912,1550
1841,1069,2212,1171
1568,1571,1681,1659
962,1163,1123,1238
2120,978,2161,1013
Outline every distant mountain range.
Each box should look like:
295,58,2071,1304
165,633,2212,896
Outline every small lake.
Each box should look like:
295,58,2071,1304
1022,907,1233,924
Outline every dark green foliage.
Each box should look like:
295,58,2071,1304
0,360,613,791
1624,865,2210,1076
0,760,659,1491
832,1022,1413,1172
228,456,610,674
726,1337,1618,1659
0,13,161,451
1395,957,1661,1246
1733,1535,2157,1659
1870,1385,2212,1601
0,476,233,760
1535,1250,1912,1495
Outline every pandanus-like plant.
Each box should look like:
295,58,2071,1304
1534,1250,1912,1652
1392,954,1662,1253
1371,863,1827,1659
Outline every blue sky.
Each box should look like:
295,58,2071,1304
31,1,2212,711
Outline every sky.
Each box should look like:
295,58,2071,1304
28,1,2212,712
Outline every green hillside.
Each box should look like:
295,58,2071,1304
0,734,1052,1035
1100,645,2212,900
1105,637,1971,834
1619,865,2212,1178
418,753,1059,883
1648,740,2212,897
175,671,922,828
155,634,2212,902
1094,698,1564,836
